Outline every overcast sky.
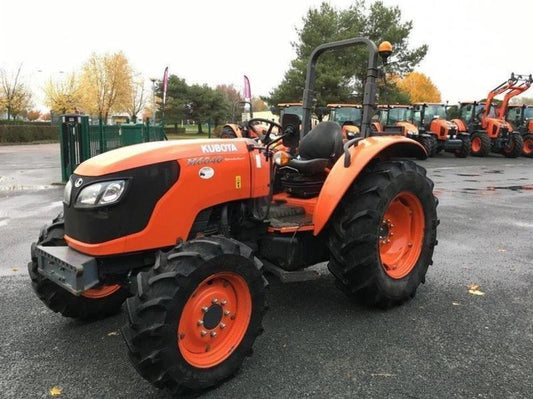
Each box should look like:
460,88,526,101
2,0,532,111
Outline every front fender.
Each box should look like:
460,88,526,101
313,136,426,235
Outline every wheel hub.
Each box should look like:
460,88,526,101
203,304,223,330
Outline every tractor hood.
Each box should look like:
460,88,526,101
74,139,252,176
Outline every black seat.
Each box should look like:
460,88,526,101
298,121,344,161
279,122,343,198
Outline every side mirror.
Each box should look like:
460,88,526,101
316,106,328,118
281,113,300,149
270,106,280,115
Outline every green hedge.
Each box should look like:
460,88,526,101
0,120,51,126
0,125,58,143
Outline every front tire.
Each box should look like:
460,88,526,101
502,133,523,158
522,134,533,158
28,218,129,320
419,135,437,157
327,161,438,308
122,237,266,395
470,132,491,156
454,135,471,158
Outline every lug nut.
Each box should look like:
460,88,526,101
212,298,218,304
179,333,185,340
220,323,226,329
224,310,230,316
201,330,207,337
390,224,395,228
197,320,204,326
221,300,227,306
408,242,413,247
202,306,209,313
390,232,394,237
211,331,217,337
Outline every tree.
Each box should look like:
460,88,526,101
252,97,268,112
0,64,33,120
397,72,441,103
27,110,41,121
126,76,146,123
215,84,242,121
43,73,82,114
510,96,533,105
268,1,427,106
79,52,133,120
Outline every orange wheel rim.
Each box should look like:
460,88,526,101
379,192,425,279
524,139,533,154
471,137,481,152
82,284,121,299
178,272,252,368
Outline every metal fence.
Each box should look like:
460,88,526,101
60,115,166,181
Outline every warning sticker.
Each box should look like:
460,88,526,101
235,175,242,189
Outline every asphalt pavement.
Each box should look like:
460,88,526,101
0,143,532,399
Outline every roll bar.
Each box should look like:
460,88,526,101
301,37,387,139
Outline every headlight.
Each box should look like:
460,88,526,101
63,179,72,205
75,179,127,208
407,130,418,135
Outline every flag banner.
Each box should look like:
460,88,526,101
243,75,251,100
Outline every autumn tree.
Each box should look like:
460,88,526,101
27,110,41,121
43,73,82,114
0,65,33,120
268,1,427,106
126,76,146,123
397,71,441,103
252,97,268,112
79,52,133,121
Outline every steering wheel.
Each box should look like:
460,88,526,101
247,118,282,144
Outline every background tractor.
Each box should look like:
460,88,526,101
452,73,531,157
411,103,470,157
372,104,436,156
327,103,362,139
506,104,533,157
28,38,437,395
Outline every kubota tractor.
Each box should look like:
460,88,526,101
372,104,437,156
29,38,438,395
411,103,470,158
327,103,362,139
506,104,533,157
452,73,531,157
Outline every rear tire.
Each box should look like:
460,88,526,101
327,161,438,308
502,133,523,158
28,217,128,320
470,132,491,156
523,134,533,158
219,127,237,139
454,135,471,158
122,236,266,395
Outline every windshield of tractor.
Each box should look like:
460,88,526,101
330,107,362,125
280,106,303,121
388,108,411,124
423,105,446,124
524,107,533,120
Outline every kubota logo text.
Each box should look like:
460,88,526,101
201,143,238,154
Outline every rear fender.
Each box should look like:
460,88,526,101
222,123,244,138
313,136,426,235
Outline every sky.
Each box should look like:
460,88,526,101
2,0,533,111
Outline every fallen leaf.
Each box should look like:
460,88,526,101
468,284,479,290
107,331,118,337
497,249,506,252
468,284,485,296
11,268,18,272
452,302,460,306
49,387,62,396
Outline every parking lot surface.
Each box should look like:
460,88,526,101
0,143,532,398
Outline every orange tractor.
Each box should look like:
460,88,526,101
506,104,533,157
28,38,437,395
372,104,438,156
327,103,362,139
411,103,470,158
452,73,531,157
